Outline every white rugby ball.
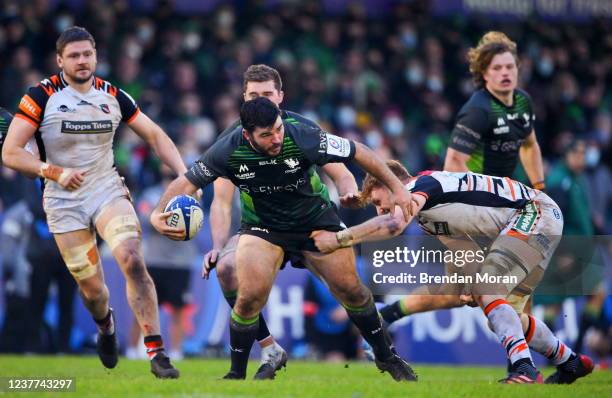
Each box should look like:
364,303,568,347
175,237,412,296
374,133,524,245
164,194,204,241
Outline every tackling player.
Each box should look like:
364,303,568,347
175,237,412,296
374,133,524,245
202,65,358,378
311,160,594,384
2,27,182,378
151,97,417,382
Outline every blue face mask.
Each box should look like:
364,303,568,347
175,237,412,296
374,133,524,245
405,67,424,86
585,146,601,168
401,32,418,49
384,117,404,137
538,59,554,77
337,106,356,129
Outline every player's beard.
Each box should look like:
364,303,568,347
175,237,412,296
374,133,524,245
248,137,282,156
66,68,94,84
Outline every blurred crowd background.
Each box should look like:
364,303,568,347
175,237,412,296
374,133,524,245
0,0,610,364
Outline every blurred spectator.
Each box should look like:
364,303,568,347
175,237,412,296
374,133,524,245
303,274,359,361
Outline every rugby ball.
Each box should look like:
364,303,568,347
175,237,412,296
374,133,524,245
164,194,204,241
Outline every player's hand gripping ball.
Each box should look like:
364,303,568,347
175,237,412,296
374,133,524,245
164,195,204,241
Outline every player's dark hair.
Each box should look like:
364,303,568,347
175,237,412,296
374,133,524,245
468,31,518,88
243,64,282,92
360,160,412,207
240,97,281,133
56,26,96,55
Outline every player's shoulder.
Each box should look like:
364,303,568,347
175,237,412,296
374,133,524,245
92,76,131,100
282,110,321,129
462,89,492,110
514,88,534,107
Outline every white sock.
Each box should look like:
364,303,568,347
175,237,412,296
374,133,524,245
260,342,282,363
485,299,533,365
524,314,573,365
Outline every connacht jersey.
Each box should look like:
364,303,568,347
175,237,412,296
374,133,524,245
448,88,535,177
408,171,540,237
15,73,139,199
0,107,13,153
185,123,355,231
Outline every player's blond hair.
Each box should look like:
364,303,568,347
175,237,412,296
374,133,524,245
467,31,518,88
359,160,411,207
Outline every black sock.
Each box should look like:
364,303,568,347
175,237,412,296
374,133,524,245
380,301,407,325
345,297,394,361
229,311,259,377
224,292,271,342
94,308,114,335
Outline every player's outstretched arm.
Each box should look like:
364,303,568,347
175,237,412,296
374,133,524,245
2,117,84,188
312,196,426,253
352,142,412,221
128,112,187,176
150,175,199,240
519,130,545,190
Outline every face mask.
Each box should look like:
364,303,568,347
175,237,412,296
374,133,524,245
365,130,383,149
427,77,443,93
184,32,201,51
383,116,404,137
401,31,417,50
137,25,154,43
96,61,110,77
55,15,74,33
585,146,600,167
337,106,356,129
405,67,424,86
537,58,554,77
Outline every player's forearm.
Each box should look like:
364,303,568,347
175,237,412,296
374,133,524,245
154,175,199,213
352,142,404,193
321,164,358,197
210,201,232,250
519,143,545,190
338,213,408,247
443,150,470,172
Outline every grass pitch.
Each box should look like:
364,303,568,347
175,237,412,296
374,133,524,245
0,355,609,397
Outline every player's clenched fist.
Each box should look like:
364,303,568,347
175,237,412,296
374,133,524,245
40,163,86,191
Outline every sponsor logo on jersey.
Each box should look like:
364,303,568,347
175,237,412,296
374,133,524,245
235,171,256,180
259,159,277,166
507,113,519,120
522,113,530,128
497,117,505,126
513,201,539,234
99,104,110,114
250,226,269,233
493,126,510,135
195,161,213,178
239,164,249,173
318,131,327,153
77,100,92,106
325,133,351,157
284,158,300,173
19,95,42,121
238,178,306,194
57,104,76,113
61,120,113,134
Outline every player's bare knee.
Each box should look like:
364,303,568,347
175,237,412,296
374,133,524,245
79,283,108,304
216,257,237,288
117,246,147,281
235,297,263,319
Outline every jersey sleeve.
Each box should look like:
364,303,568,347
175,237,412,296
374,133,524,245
16,85,49,128
407,175,443,203
291,125,356,165
448,106,489,155
217,119,241,140
117,89,140,123
184,137,233,188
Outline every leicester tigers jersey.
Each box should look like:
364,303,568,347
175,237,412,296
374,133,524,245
15,73,139,199
407,171,541,237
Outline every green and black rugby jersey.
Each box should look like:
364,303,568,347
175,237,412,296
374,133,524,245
185,122,355,231
0,107,13,155
217,109,320,140
448,88,535,177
